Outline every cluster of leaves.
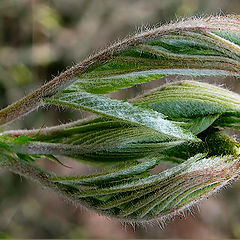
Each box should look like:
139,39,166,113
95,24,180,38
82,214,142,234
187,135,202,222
0,15,240,223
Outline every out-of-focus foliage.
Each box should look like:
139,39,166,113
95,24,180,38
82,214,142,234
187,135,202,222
1,0,240,238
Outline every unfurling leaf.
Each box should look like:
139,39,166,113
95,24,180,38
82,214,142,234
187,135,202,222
52,154,240,222
5,81,240,167
46,91,196,141
0,15,240,224
134,80,240,119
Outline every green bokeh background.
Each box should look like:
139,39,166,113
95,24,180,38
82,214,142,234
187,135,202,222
0,0,240,238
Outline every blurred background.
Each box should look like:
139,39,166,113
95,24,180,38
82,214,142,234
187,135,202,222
0,0,240,238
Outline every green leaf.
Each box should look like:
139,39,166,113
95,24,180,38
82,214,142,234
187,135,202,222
0,141,10,151
1,16,240,224
180,114,221,135
59,27,240,99
7,80,240,167
212,30,240,47
12,136,33,144
4,124,185,165
53,154,240,221
52,158,160,186
66,73,165,94
46,91,197,141
134,80,240,119
49,18,240,102
213,112,240,130
4,115,229,167
16,153,35,162
78,29,240,84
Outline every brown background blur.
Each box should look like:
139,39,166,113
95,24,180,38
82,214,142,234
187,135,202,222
0,0,240,238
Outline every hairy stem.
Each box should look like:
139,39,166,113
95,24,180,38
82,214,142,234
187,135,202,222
1,117,96,137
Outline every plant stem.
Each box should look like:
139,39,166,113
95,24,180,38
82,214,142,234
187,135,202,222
1,117,96,137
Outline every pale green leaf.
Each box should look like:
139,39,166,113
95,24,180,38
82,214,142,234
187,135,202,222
134,80,240,119
46,91,197,141
52,154,240,221
66,73,165,94
52,158,160,186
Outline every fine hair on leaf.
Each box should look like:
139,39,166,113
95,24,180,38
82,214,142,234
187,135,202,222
0,15,240,225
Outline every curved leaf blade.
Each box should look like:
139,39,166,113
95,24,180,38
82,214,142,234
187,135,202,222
46,91,197,141
134,80,240,119
62,154,240,222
